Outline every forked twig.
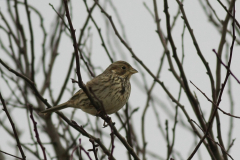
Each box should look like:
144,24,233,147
190,81,240,119
213,49,240,84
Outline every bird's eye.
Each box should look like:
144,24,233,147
122,66,126,70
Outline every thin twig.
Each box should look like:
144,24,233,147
29,105,47,160
0,150,22,160
0,93,26,160
190,81,240,119
213,49,240,84
191,119,234,160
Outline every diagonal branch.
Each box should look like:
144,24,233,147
62,1,140,159
190,81,240,119
0,93,26,160
213,49,240,84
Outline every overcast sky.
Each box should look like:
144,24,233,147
0,0,240,160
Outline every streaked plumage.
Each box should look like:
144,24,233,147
41,61,137,115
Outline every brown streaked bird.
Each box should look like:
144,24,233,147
41,61,138,116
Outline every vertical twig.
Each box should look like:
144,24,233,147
24,0,35,82
29,105,47,160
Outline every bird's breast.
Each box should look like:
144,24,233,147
99,76,131,114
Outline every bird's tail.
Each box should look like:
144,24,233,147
40,102,70,115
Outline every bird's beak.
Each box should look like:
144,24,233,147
130,68,138,74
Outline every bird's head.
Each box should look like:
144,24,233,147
103,61,138,79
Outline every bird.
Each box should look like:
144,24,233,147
41,61,138,116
